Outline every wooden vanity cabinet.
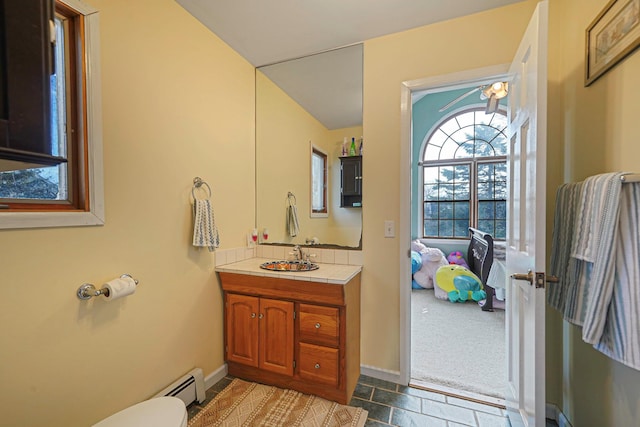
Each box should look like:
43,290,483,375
225,294,294,376
220,272,361,404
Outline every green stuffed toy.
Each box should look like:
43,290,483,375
435,265,486,303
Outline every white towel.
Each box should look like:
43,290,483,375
287,204,299,237
193,199,220,252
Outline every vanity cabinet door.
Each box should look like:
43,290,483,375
260,298,294,376
225,294,259,367
226,294,294,376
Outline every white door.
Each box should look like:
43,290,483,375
505,1,548,426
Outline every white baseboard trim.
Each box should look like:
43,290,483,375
204,364,228,390
546,403,573,427
360,364,402,384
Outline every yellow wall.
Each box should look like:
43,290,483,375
256,72,362,247
547,0,640,425
0,0,255,425
327,127,363,247
360,0,539,371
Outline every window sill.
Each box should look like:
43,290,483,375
0,210,104,230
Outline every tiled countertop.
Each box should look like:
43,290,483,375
215,257,362,285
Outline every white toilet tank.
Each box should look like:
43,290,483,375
93,396,188,427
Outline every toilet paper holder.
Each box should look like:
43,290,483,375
77,274,139,300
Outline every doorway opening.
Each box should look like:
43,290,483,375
401,70,509,406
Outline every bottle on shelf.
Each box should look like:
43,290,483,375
342,137,348,156
358,136,363,155
349,137,357,156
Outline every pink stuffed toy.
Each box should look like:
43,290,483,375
447,251,469,269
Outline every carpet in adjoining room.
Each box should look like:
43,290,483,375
188,378,368,427
411,289,506,399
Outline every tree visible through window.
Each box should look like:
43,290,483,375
422,108,507,239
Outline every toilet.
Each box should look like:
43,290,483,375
93,396,187,427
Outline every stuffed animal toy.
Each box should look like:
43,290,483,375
411,239,428,254
447,251,469,269
435,264,486,303
412,246,448,290
411,251,423,289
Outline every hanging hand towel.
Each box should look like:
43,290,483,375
286,193,299,238
193,198,220,252
287,204,299,237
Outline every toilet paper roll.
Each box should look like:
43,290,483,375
103,276,137,300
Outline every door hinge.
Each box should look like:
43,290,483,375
293,360,296,368
293,311,296,319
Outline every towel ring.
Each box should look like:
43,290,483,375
192,177,212,200
287,191,297,205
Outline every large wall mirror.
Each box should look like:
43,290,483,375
256,44,363,248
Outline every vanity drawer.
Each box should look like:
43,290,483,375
298,304,339,347
298,342,339,386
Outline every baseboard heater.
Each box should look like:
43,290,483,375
153,367,206,407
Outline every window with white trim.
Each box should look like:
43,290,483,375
0,0,104,229
310,145,328,217
421,107,507,239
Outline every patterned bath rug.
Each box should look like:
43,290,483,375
188,378,368,427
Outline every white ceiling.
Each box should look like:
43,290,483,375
175,0,525,129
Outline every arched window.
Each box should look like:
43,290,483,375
421,107,507,239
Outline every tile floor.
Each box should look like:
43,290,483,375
186,374,559,427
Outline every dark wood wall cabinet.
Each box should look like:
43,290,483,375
0,0,67,172
340,156,362,208
220,271,361,404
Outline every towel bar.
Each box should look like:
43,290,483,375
621,173,640,183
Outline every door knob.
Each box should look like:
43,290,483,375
511,270,534,284
512,270,557,288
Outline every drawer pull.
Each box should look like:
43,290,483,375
314,363,320,369
315,323,321,329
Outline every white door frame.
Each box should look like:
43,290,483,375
399,64,510,385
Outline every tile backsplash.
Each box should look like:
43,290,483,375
214,245,363,267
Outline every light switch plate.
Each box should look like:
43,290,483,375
384,220,395,238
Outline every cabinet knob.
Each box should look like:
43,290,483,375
315,323,321,329
259,313,264,319
314,363,320,369
250,313,256,318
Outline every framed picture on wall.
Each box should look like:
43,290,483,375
585,0,640,86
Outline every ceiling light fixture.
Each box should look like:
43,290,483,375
481,82,509,114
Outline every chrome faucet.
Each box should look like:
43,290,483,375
292,245,305,261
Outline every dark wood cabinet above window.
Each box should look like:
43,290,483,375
340,156,362,208
0,0,67,171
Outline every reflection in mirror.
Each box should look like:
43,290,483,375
256,45,363,248
310,144,328,218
